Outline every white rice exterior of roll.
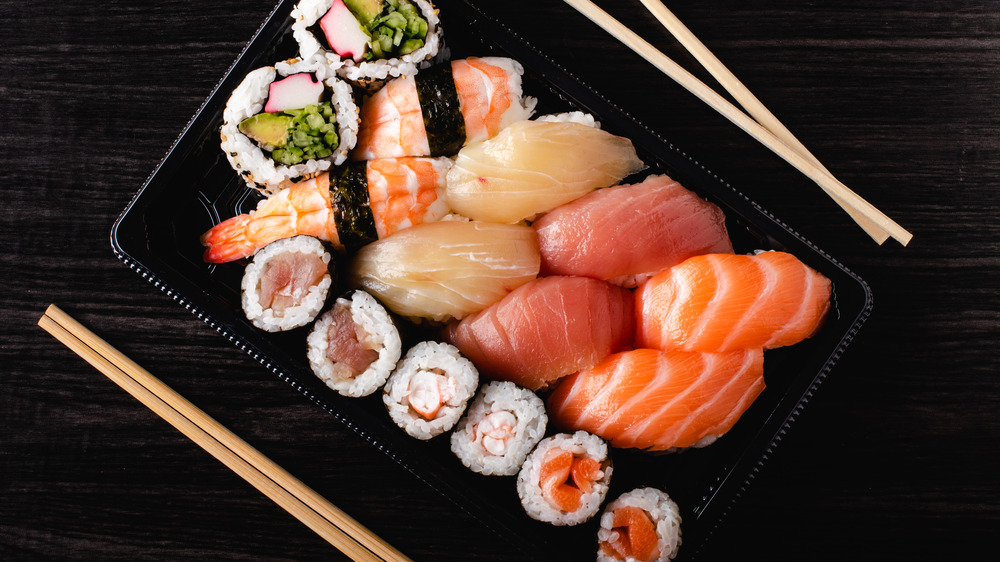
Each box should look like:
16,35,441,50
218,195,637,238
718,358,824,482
220,58,359,194
291,0,444,85
596,487,682,562
382,341,478,440
449,381,547,476
516,431,613,526
307,290,402,397
241,236,332,332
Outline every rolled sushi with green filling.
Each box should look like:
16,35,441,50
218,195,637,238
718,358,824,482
221,58,359,194
291,0,443,87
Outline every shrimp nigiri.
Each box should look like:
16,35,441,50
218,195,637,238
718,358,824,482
352,57,536,160
200,156,453,262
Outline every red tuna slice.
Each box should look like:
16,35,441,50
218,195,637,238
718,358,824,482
444,276,635,391
533,174,733,288
264,73,324,113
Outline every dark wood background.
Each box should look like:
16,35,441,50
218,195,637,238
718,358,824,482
3,0,997,560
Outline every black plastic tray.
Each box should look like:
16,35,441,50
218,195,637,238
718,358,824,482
111,1,873,559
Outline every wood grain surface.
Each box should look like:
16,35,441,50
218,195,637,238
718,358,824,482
2,0,998,560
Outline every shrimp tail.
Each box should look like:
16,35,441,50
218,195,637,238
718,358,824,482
201,214,255,263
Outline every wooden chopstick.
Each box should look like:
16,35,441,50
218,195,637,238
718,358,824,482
37,305,410,562
637,0,889,244
562,0,913,246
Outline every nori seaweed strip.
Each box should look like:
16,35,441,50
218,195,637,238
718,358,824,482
415,63,466,156
331,162,378,251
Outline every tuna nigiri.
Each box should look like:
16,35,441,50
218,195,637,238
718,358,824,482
635,251,833,353
200,157,453,262
352,57,536,160
445,275,635,391
547,348,765,451
348,220,540,322
534,174,733,287
445,118,646,224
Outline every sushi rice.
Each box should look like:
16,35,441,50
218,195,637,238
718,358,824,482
220,57,359,194
516,431,613,526
241,236,332,332
307,290,402,397
383,341,478,439
290,0,444,87
597,487,682,562
450,381,547,476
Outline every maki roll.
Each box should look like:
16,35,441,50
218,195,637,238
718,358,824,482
221,58,360,194
200,157,453,263
241,236,332,332
597,488,682,562
307,290,402,397
383,341,478,439
291,0,442,86
516,431,613,526
352,57,536,160
450,381,547,476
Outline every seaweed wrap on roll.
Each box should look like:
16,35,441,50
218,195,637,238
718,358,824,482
383,341,478,439
597,487,683,562
241,236,333,332
307,290,401,397
291,0,442,87
450,381,547,476
517,431,613,526
221,58,360,194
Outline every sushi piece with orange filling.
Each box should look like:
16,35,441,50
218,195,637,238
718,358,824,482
516,431,612,526
597,487,682,562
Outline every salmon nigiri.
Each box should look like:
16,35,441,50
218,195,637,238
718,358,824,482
200,157,452,262
547,348,765,451
635,251,833,353
445,275,635,391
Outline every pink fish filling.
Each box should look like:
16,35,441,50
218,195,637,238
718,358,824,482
259,252,329,314
324,305,379,376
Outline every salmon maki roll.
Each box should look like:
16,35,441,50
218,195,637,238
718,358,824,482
597,487,682,562
200,157,453,262
444,275,635,391
352,57,536,160
240,236,333,332
534,174,733,287
547,348,765,451
635,251,833,353
517,431,613,526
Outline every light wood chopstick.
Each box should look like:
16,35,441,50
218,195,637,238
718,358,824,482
38,304,410,562
562,0,912,246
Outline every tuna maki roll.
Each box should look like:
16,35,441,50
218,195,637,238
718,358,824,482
307,289,402,397
383,341,478,439
291,0,443,87
450,381,548,476
597,487,683,562
221,58,360,194
517,431,613,526
241,236,333,332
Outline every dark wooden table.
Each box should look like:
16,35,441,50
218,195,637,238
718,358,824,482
3,0,997,560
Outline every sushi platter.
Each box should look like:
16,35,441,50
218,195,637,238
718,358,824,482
111,0,873,559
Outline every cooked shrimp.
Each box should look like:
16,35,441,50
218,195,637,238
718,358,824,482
474,410,517,456
407,369,458,420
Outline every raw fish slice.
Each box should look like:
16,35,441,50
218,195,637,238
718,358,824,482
445,275,635,391
635,251,832,352
445,120,646,224
349,220,540,322
534,174,733,287
547,348,764,451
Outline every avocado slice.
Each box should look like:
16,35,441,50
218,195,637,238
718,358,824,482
344,0,383,28
238,113,292,148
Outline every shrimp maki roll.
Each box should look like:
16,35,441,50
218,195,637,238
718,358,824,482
352,57,536,160
450,381,547,476
241,236,333,332
383,341,478,439
291,0,443,87
516,431,613,526
597,488,682,562
221,58,360,194
307,290,402,397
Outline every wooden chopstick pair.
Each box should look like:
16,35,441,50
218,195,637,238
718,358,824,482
38,305,410,562
563,0,912,246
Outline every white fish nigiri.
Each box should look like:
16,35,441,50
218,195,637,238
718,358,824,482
348,220,540,322
445,118,645,224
